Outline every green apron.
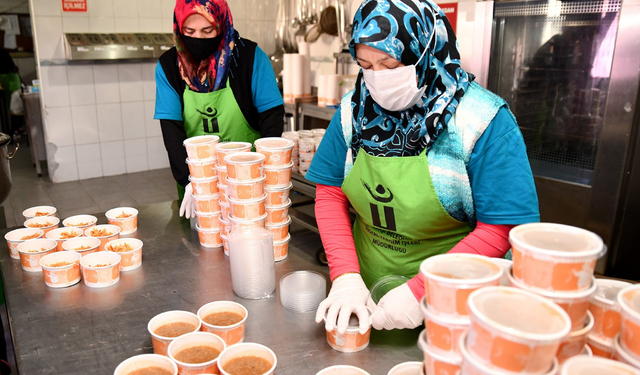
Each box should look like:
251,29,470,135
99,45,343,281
179,79,260,199
341,147,473,287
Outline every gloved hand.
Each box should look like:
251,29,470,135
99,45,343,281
315,273,371,335
371,283,422,330
179,183,195,219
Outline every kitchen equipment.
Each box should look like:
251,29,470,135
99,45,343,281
0,132,17,206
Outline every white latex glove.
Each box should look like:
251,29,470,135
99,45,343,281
179,183,195,219
315,273,371,335
371,283,422,330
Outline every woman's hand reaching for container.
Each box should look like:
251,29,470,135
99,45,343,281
179,183,195,219
371,283,422,330
315,273,371,335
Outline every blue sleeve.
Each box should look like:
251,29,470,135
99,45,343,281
154,62,183,121
306,109,347,187
468,107,540,225
251,47,284,113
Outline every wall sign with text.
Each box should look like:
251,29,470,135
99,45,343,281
439,3,458,34
62,0,87,12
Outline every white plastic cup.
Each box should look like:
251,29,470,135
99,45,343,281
62,214,97,230
39,251,82,288
79,252,121,288
183,135,220,160
105,207,139,235
228,228,275,299
113,354,178,375
24,216,60,235
17,238,57,272
61,237,101,257
167,332,226,375
218,343,277,375
104,238,143,271
22,205,57,223
5,227,44,259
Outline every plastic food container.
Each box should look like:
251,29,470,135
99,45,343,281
587,333,615,358
24,216,60,234
79,251,121,288
105,207,139,235
420,254,503,317
22,205,57,222
560,355,640,375
5,227,44,259
17,238,57,272
369,275,409,304
105,238,143,271
467,286,571,373
215,165,229,186
264,161,294,187
387,362,423,375
85,224,121,251
273,234,290,261
220,200,231,221
62,214,97,230
614,333,640,369
418,329,462,375
557,311,595,364
279,271,326,313
113,353,178,375
46,227,82,252
215,142,252,167
491,258,512,286
507,268,596,330
589,279,632,342
167,332,226,375
299,152,314,163
187,157,217,179
264,182,292,206
61,236,101,257
39,251,82,288
218,343,277,375
197,301,248,346
226,175,266,200
317,366,370,375
265,199,291,225
618,284,640,360
265,216,291,242
324,308,372,353
221,233,229,256
509,223,605,292
420,296,468,354
184,135,220,160
196,224,223,248
228,213,267,232
228,194,267,220
220,215,230,237
225,152,265,181
190,175,219,196
193,194,222,213
148,310,202,356
255,137,295,166
196,211,222,230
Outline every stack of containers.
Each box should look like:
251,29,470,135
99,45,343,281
508,223,605,363
587,279,632,359
255,137,295,261
616,284,640,369
298,130,315,176
282,131,299,173
183,135,221,248
312,129,325,152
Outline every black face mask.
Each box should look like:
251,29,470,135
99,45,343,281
180,33,224,61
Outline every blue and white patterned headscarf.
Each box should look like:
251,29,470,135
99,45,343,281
349,0,473,158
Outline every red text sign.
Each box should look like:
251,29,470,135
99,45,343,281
439,3,458,34
62,0,87,12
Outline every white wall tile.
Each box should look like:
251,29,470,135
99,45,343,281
125,139,148,173
255,21,276,56
161,0,174,19
100,141,126,176
142,62,156,101
76,143,103,179
234,20,247,39
115,17,140,33
118,63,144,102
71,104,100,145
147,136,170,170
228,0,246,21
114,0,138,18
121,102,146,139
144,101,162,137
67,65,96,106
32,0,61,16
87,0,114,17
62,15,89,32
138,0,162,18
93,64,120,104
40,65,70,108
44,106,74,147
50,146,79,183
89,17,115,33
139,18,162,32
260,0,278,22
34,16,64,61
97,103,123,142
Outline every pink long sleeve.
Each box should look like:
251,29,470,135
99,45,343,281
315,184,360,281
406,221,514,300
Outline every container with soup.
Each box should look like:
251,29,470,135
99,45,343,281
148,310,201,356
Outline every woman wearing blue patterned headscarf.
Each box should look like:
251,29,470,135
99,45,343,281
308,0,539,334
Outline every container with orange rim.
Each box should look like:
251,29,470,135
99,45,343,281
197,301,248,346
147,310,201,356
190,175,219,196
265,199,291,225
317,366,370,375
254,137,295,166
196,224,223,248
618,284,640,361
196,211,222,230
587,333,615,358
218,343,277,375
226,175,266,200
324,308,372,353
228,194,267,220
22,205,57,223
386,362,423,375
557,311,595,364
507,268,597,330
114,354,178,375
466,286,572,373
614,333,640,369
24,216,60,235
265,216,291,242
192,193,221,213
418,329,462,375
5,227,44,259
215,164,229,185
264,182,292,206
419,254,503,317
17,239,57,272
187,157,217,179
264,161,294,187
225,152,265,181
79,251,121,288
45,227,82,252
509,223,605,292
560,355,640,375
62,214,97,230
219,215,230,237
183,134,220,160
167,332,226,375
228,213,267,232
221,233,229,256
220,200,231,221
589,279,632,343
84,224,121,251
491,258,512,286
215,141,252,167
273,234,290,262
105,207,139,235
39,251,82,288
105,238,143,271
62,237,101,257
419,296,468,355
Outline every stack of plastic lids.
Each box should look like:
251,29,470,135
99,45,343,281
279,271,326,313
227,228,275,300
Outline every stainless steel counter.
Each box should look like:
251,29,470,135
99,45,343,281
0,201,421,375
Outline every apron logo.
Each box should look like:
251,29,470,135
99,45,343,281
196,107,219,133
362,180,396,231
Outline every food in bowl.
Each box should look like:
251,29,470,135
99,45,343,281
20,233,41,240
116,211,133,218
26,247,48,253
47,261,73,267
154,322,198,338
59,231,79,239
68,221,90,227
127,368,174,375
107,242,135,252
92,263,112,267
174,345,220,364
203,311,244,326
27,221,54,228
35,211,50,217
73,245,92,250
89,228,113,237
223,356,272,375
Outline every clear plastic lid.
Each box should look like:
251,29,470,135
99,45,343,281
561,356,640,375
423,255,501,281
594,279,632,302
511,223,603,254
255,137,295,149
280,271,325,295
621,286,640,314
225,152,265,163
